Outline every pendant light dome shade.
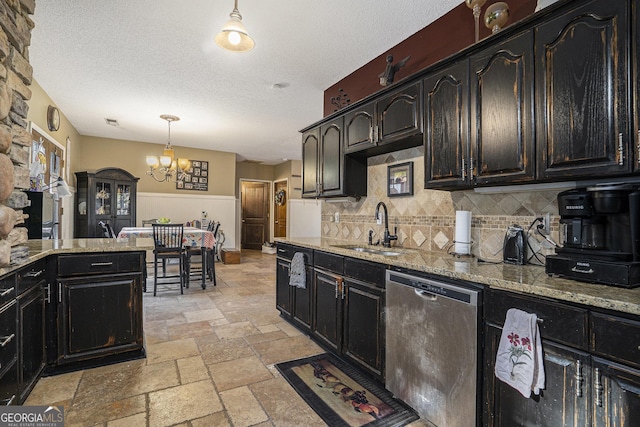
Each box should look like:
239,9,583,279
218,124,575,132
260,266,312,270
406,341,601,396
215,0,255,52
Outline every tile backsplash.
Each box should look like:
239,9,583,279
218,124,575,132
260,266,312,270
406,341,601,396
321,147,564,261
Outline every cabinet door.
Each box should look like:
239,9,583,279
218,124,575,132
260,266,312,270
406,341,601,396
592,357,640,426
342,278,384,379
312,270,341,352
17,285,45,403
58,274,142,364
292,266,313,332
535,0,630,179
275,258,292,318
344,102,375,154
484,324,590,426
471,30,535,185
319,118,343,197
377,82,423,145
301,128,319,198
424,61,471,189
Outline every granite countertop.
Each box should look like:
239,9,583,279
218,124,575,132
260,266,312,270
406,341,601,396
0,238,154,277
276,237,640,316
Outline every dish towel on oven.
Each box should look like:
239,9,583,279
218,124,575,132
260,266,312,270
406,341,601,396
289,252,306,289
495,308,545,398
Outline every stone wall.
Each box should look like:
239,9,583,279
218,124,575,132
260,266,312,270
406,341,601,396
322,147,562,262
0,0,35,267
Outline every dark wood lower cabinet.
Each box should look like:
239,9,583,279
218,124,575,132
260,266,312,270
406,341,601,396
342,277,384,378
17,285,45,403
275,244,313,333
592,357,640,426
57,274,142,364
312,269,341,352
484,324,590,426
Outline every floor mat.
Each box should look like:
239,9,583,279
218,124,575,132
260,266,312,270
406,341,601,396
275,353,419,427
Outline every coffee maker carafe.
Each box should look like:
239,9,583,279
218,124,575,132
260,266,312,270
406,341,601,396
546,184,640,288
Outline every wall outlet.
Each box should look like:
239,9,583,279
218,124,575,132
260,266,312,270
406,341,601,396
334,212,340,223
541,213,551,234
376,213,382,225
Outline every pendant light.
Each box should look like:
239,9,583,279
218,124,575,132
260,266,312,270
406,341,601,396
215,0,255,52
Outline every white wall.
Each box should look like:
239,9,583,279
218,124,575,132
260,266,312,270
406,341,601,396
288,199,321,238
137,192,237,249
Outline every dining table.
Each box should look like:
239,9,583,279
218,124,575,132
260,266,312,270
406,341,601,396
117,226,216,290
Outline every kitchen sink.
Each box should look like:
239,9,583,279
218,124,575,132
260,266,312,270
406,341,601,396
331,245,403,256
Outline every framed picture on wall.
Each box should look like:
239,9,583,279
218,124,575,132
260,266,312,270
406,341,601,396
387,162,413,197
176,159,208,191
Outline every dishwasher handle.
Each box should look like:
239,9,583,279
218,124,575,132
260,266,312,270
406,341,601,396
415,288,438,300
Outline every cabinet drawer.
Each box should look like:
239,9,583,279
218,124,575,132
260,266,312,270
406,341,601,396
57,252,142,277
344,257,385,288
16,260,46,296
0,360,17,406
486,289,588,349
314,251,344,274
0,300,17,374
0,275,15,307
276,244,313,264
590,312,640,369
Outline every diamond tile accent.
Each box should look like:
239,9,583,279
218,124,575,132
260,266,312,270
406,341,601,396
412,229,426,247
353,227,362,240
433,231,450,250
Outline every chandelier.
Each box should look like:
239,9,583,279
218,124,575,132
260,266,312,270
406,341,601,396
145,115,191,183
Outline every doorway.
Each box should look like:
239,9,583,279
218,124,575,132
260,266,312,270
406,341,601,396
274,180,287,238
241,181,270,250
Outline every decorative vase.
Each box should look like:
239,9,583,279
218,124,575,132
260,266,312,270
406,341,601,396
484,2,510,34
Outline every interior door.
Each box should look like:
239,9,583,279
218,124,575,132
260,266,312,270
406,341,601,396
241,181,270,250
274,181,287,238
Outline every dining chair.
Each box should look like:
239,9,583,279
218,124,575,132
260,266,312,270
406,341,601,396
98,220,116,238
184,220,217,288
151,223,186,296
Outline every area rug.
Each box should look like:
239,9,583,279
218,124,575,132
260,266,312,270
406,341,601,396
275,353,418,427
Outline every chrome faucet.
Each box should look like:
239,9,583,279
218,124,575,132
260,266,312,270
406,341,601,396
375,202,397,248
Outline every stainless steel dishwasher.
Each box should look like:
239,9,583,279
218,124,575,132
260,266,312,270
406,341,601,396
385,270,482,427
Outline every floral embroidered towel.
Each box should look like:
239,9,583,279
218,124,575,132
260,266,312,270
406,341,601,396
495,308,545,398
289,252,306,289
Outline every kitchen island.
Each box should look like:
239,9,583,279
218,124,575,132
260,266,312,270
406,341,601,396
0,237,153,405
275,237,640,426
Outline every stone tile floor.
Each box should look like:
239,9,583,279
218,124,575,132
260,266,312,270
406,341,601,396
25,250,430,427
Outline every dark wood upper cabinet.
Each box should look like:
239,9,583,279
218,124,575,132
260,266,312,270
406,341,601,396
302,119,367,199
344,102,375,153
301,128,319,197
343,83,423,156
424,60,470,189
535,0,630,179
471,30,535,186
319,118,343,196
376,81,423,146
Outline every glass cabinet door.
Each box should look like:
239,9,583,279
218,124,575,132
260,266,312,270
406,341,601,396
95,181,111,216
116,184,131,216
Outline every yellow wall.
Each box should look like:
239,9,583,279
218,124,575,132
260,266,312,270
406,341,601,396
78,136,236,195
26,80,82,169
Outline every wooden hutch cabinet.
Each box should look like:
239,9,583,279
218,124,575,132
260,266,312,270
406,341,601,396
74,168,139,238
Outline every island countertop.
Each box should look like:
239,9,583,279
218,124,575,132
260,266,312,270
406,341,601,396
275,237,640,316
0,238,154,277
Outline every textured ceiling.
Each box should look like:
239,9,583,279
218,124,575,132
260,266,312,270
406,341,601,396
30,1,460,165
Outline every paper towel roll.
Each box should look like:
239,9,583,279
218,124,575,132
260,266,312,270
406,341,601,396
455,210,472,255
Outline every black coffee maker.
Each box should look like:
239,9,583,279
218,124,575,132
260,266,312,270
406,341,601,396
546,184,640,288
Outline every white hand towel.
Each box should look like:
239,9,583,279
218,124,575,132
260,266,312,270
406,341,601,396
495,308,545,398
289,252,306,289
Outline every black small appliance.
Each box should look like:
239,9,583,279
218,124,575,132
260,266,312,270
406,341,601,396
503,224,526,265
546,184,640,288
